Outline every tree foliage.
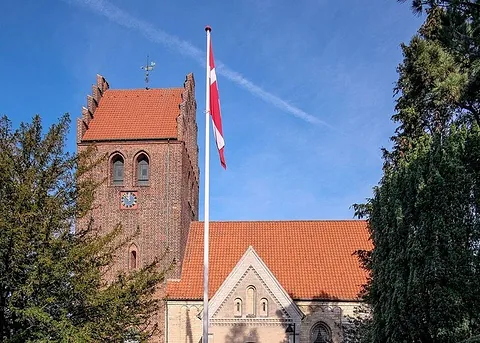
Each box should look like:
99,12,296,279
0,115,169,342
352,1,480,342
360,128,480,343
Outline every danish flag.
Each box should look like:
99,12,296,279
208,40,226,169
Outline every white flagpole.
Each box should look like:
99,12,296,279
203,25,211,343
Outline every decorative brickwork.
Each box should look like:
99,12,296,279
76,73,369,343
166,246,363,343
77,74,198,343
76,74,109,144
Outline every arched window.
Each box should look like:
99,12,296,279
234,298,242,317
246,286,256,317
136,154,149,185
112,155,124,185
130,250,137,269
311,322,332,343
129,244,138,270
260,298,268,317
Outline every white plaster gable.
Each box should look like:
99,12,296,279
208,246,304,322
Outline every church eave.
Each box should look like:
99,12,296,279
79,136,179,143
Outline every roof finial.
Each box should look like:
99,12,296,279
141,55,156,90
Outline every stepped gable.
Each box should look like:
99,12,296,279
77,74,185,142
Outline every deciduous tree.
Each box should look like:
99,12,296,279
0,115,169,342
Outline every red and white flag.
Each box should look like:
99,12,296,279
208,40,226,169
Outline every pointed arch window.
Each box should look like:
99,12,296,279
246,286,256,317
130,250,137,269
136,154,149,185
311,322,332,343
112,155,124,185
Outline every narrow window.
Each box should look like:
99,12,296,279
129,244,138,270
112,155,124,185
130,250,137,269
137,154,149,185
234,298,242,317
246,286,256,317
260,298,268,317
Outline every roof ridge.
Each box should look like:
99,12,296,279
105,87,184,91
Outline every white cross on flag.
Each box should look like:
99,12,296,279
208,40,226,169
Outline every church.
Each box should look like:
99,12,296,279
76,73,371,343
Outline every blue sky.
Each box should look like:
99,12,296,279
0,0,423,220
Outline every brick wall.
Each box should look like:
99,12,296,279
76,73,199,343
77,140,190,278
76,74,109,144
296,301,359,343
177,73,199,183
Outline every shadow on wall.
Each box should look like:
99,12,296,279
311,292,339,301
276,308,293,343
224,325,260,343
276,292,341,343
195,290,346,343
219,300,297,343
221,306,292,343
186,308,193,343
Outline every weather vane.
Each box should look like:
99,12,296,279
141,55,156,89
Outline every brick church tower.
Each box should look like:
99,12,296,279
76,73,199,282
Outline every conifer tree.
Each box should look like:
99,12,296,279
351,1,480,342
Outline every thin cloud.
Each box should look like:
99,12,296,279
66,0,329,127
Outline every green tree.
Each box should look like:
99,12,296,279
352,2,480,342
358,128,480,343
342,304,373,343
0,115,170,342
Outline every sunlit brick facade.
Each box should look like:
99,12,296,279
77,74,199,342
77,74,370,343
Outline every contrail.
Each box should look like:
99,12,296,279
66,0,329,126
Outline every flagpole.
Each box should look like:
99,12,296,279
203,25,212,343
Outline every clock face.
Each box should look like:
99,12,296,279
120,191,138,209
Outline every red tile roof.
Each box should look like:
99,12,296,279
167,220,371,301
82,88,183,141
